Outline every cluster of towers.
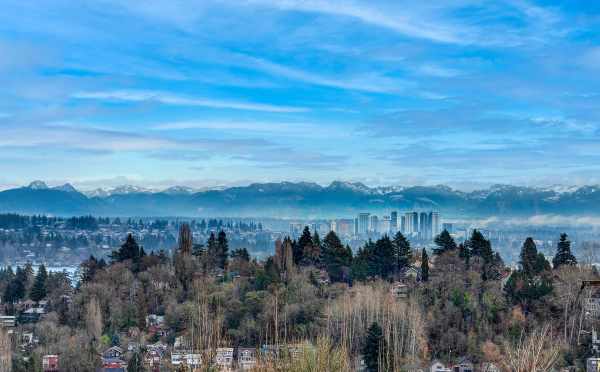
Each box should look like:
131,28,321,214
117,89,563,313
355,211,440,240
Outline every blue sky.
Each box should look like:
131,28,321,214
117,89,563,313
1,0,600,190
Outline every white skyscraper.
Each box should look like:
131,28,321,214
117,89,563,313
390,211,398,233
430,212,441,237
381,215,391,234
358,213,370,235
369,215,379,233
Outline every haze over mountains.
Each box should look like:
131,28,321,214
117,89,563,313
0,181,599,218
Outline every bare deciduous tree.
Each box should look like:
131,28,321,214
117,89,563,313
85,296,103,347
502,324,561,372
0,328,11,372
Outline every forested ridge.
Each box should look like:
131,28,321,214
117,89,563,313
0,224,595,371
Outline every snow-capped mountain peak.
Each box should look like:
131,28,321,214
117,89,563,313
28,180,49,190
108,185,153,195
53,183,78,193
162,186,196,195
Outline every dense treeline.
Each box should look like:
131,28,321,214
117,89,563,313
0,213,263,233
0,224,596,371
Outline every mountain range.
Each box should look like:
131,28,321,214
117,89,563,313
0,181,599,218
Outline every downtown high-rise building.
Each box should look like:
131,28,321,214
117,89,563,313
420,211,431,239
430,211,441,237
400,214,406,233
390,211,398,233
403,212,418,234
358,213,370,235
369,215,379,233
381,215,391,235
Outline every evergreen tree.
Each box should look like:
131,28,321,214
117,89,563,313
217,231,229,270
110,234,141,263
12,267,28,302
30,264,47,302
433,230,457,255
363,322,385,372
174,226,195,292
296,226,313,264
1,267,15,304
322,231,352,283
305,231,322,266
231,248,250,262
206,232,218,270
466,230,501,280
369,236,395,279
350,247,370,282
505,237,553,308
552,233,577,269
520,237,550,277
312,231,321,252
392,231,411,273
421,249,429,282
466,230,489,257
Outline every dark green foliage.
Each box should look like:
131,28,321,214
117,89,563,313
4,266,28,304
351,246,370,281
421,249,429,282
466,230,503,280
207,232,218,267
369,235,395,279
296,226,313,264
1,266,18,305
505,237,553,309
66,215,98,230
30,264,48,302
392,231,411,273
350,236,399,281
217,230,229,270
231,248,250,262
322,231,352,282
363,322,386,372
552,233,577,269
433,229,457,255
466,230,489,257
110,234,142,263
312,231,321,252
255,257,280,290
0,213,29,229
520,237,550,277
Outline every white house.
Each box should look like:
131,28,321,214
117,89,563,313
431,361,452,372
215,347,234,371
171,352,202,368
237,348,257,370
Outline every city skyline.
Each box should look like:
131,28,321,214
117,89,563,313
2,1,600,190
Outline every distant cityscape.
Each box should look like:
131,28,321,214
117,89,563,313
290,211,444,242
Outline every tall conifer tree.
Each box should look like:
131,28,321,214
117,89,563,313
552,233,577,269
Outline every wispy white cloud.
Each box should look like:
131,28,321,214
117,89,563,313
239,54,407,93
151,119,350,139
153,120,316,133
245,0,473,44
417,64,462,78
72,90,308,113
